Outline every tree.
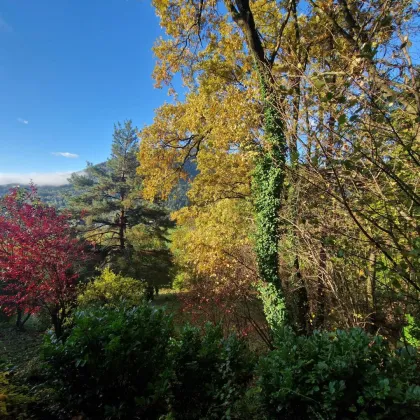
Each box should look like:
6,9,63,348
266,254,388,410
0,186,85,336
147,0,289,294
286,0,420,332
139,0,312,329
69,120,139,253
139,0,420,336
70,120,173,285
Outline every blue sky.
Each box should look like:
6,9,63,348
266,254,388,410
0,0,170,185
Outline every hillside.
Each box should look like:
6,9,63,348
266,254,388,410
0,160,196,210
0,183,75,208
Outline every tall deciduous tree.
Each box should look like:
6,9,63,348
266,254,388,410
140,0,310,329
139,0,420,336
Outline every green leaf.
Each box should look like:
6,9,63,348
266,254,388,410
313,78,326,89
338,114,347,125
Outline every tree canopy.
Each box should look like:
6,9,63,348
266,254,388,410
139,0,420,332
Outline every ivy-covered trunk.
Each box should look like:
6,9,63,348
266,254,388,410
229,1,290,328
250,65,296,330
251,76,286,291
252,64,309,333
226,0,308,331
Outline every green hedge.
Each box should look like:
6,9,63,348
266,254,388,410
257,328,420,419
42,301,420,420
43,304,252,419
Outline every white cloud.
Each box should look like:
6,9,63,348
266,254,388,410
17,118,29,125
0,16,12,33
0,172,72,186
52,152,79,159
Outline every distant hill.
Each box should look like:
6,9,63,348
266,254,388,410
0,183,75,208
0,160,197,210
165,159,198,211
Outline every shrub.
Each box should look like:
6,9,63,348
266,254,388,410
180,276,268,343
43,304,173,419
77,267,146,309
168,324,254,419
257,327,420,419
0,372,34,419
172,271,190,291
403,314,420,348
43,300,255,419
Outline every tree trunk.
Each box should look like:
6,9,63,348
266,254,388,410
366,251,377,332
294,254,310,333
228,2,286,291
15,308,31,330
51,309,63,339
226,0,292,327
288,62,310,333
16,308,23,330
252,86,286,290
315,243,327,329
119,208,125,251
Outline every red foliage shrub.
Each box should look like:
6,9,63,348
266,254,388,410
0,186,86,335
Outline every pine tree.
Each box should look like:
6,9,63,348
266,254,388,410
69,120,140,253
69,120,174,286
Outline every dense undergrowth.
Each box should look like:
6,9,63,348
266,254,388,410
1,285,419,419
